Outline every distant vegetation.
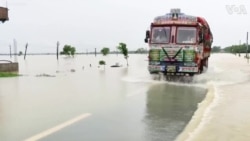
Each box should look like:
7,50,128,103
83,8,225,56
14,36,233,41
135,48,148,54
210,44,249,54
0,72,19,77
60,45,76,57
223,44,249,53
211,46,221,53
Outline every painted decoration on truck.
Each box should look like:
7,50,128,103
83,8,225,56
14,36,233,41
183,50,195,62
149,47,195,62
149,49,160,61
160,48,183,61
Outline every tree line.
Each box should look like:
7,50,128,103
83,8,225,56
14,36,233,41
223,44,249,53
211,44,249,53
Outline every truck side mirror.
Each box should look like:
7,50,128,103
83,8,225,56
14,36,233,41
144,30,150,43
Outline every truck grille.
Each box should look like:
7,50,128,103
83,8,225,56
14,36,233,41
149,47,195,62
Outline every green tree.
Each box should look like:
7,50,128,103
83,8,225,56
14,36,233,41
99,60,106,70
70,47,76,57
62,45,71,55
100,47,110,67
117,42,129,66
101,47,110,56
61,45,76,57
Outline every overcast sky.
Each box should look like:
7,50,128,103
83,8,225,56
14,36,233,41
0,0,249,53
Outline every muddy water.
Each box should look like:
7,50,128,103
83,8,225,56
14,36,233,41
0,54,206,141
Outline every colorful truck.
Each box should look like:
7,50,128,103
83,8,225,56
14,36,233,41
144,9,213,77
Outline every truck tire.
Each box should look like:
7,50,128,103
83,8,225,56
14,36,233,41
199,60,204,73
204,58,208,67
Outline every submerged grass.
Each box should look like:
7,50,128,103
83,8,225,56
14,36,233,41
0,72,19,77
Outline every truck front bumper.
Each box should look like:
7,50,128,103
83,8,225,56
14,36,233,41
148,65,199,74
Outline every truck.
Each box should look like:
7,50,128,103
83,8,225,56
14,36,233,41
144,9,213,79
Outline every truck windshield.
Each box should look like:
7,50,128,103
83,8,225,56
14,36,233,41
176,27,196,44
151,27,170,44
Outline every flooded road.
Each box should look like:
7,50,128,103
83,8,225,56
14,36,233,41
176,53,250,141
0,54,206,141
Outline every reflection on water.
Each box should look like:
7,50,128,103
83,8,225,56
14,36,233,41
144,84,206,141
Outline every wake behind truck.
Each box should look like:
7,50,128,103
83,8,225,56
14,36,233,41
144,9,213,78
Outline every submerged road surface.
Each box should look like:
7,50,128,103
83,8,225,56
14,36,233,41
0,55,206,141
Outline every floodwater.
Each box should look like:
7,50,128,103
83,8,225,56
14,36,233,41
176,53,250,141
1,53,249,141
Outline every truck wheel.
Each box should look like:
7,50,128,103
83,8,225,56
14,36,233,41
199,60,204,73
204,58,208,67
